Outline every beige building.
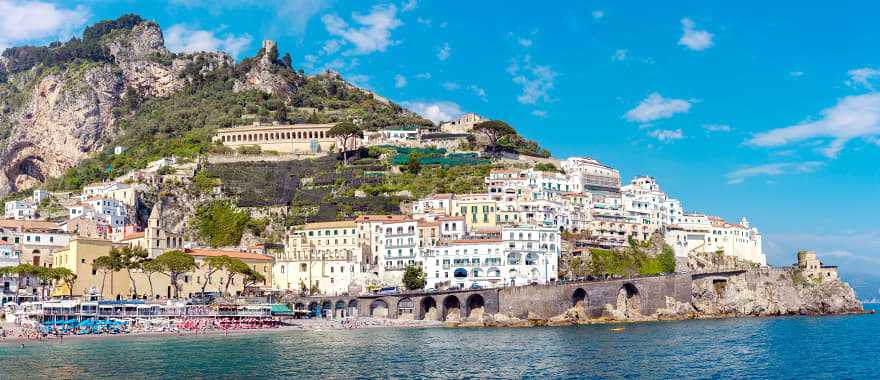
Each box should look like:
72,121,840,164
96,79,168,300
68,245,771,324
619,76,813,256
274,221,362,295
797,250,839,281
214,122,351,155
53,239,273,300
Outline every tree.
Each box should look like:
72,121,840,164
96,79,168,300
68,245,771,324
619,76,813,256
404,156,421,174
402,265,426,290
473,120,516,156
154,250,198,299
223,258,250,296
658,245,677,273
115,246,148,298
51,268,77,299
92,255,119,296
34,266,54,300
201,255,230,294
242,267,266,291
141,259,163,299
327,121,363,164
282,52,293,69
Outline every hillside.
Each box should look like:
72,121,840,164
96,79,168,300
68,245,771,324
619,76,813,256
0,14,429,196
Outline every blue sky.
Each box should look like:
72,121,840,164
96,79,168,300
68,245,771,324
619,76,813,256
3,1,879,294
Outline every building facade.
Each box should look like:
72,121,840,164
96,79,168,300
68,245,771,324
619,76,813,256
214,122,347,155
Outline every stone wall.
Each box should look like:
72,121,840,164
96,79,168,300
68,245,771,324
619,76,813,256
498,275,693,319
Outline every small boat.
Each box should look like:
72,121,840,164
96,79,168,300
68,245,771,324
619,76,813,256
610,327,625,332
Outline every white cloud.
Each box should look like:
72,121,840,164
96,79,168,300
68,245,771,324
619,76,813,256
394,74,407,88
531,110,548,117
469,85,487,101
789,71,804,77
747,93,880,158
592,10,605,20
624,93,692,123
825,250,854,258
437,42,450,61
725,161,824,184
439,21,448,28
164,24,253,59
172,0,329,37
517,38,533,47
649,129,684,142
401,100,463,124
611,49,627,62
442,81,460,91
415,72,431,79
321,4,402,55
703,124,732,132
678,18,714,51
416,17,432,26
0,0,89,50
347,74,370,87
846,67,880,90
507,55,557,105
321,39,342,55
401,0,417,12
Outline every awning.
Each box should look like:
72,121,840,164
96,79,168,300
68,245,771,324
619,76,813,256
270,304,292,313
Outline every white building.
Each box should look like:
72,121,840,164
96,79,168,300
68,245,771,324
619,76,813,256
274,221,362,295
81,182,138,207
622,176,684,227
4,200,35,220
423,225,560,289
561,157,622,191
665,213,766,266
69,197,129,229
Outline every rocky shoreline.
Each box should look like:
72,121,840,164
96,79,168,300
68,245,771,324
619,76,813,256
444,267,867,328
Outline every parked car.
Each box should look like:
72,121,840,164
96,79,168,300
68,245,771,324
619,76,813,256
469,283,482,290
377,287,399,295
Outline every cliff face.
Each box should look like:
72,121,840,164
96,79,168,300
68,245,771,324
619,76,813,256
0,63,125,193
691,268,863,317
233,40,300,101
0,20,232,196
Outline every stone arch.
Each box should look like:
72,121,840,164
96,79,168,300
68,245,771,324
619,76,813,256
465,294,485,318
419,297,437,320
348,299,359,317
397,297,414,319
617,283,641,317
370,299,389,318
441,295,461,321
572,288,587,307
1,142,49,194
334,300,347,318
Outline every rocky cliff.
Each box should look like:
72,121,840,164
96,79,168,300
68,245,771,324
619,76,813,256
689,268,863,317
233,40,301,101
0,17,232,196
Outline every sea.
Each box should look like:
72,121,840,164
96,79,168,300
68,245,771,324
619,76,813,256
0,305,877,379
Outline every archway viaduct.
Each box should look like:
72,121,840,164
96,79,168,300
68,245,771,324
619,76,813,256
284,273,692,321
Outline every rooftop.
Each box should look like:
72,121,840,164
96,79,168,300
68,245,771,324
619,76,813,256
184,248,273,261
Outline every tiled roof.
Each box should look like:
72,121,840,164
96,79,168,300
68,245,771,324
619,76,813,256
354,214,410,223
184,248,273,261
300,220,356,230
121,232,145,241
0,219,62,231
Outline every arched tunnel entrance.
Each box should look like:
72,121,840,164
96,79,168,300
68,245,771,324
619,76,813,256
419,297,437,320
465,294,485,319
617,283,641,317
572,288,587,308
442,295,461,322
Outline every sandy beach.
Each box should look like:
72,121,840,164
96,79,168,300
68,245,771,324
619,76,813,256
0,317,443,345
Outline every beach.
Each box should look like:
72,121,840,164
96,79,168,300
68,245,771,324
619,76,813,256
0,317,443,345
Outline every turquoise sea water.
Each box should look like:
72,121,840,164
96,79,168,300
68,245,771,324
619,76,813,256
0,305,877,379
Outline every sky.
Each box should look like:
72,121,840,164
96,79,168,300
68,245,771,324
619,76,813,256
2,1,879,296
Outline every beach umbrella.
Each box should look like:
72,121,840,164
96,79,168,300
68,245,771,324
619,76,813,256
65,319,77,325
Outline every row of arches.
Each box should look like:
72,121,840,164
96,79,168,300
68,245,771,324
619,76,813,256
570,283,641,316
297,299,358,319
367,294,487,321
221,129,329,143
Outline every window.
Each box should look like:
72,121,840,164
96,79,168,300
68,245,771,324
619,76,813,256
300,263,308,272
